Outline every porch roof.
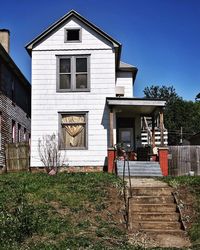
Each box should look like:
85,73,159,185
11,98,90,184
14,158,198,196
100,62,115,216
106,97,166,115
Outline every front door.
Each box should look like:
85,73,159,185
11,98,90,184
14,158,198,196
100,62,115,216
118,128,133,148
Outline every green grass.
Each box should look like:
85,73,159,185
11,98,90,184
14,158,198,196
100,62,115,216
1,172,199,249
0,172,131,249
161,176,200,249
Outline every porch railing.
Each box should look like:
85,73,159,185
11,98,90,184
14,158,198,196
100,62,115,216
141,129,168,146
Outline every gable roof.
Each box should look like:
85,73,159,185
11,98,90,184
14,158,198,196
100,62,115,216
25,10,121,64
0,43,30,90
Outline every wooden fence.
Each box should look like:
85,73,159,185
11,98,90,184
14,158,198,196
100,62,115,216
5,142,30,172
168,146,200,176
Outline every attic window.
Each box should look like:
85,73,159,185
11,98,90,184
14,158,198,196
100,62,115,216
65,28,81,42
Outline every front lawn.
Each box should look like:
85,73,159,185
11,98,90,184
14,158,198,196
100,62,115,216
1,172,200,250
0,172,129,249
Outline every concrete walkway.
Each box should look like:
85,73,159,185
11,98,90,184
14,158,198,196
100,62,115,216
127,177,169,188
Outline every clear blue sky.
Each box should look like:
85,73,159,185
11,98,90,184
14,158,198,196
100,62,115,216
1,0,200,100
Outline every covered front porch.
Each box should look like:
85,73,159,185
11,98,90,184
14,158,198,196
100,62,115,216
106,97,168,176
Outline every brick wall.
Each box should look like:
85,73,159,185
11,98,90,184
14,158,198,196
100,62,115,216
30,166,103,173
0,94,31,167
0,45,31,168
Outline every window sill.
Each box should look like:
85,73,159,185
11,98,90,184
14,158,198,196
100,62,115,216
64,40,81,43
56,89,90,93
59,147,88,150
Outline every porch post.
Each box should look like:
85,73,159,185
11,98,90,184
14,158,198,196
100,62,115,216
152,115,155,147
108,107,115,173
160,109,164,146
113,109,117,146
109,107,114,147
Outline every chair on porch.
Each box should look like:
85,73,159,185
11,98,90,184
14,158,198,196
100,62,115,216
136,146,158,161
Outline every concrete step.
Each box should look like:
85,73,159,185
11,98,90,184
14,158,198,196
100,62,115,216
118,171,163,177
119,173,162,176
117,160,163,176
118,169,162,172
130,203,177,213
131,195,174,204
118,170,162,174
137,229,186,237
132,221,182,230
117,160,160,165
131,187,173,196
131,212,180,221
117,165,161,169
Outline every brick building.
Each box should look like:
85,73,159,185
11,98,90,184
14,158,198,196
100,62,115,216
0,29,31,169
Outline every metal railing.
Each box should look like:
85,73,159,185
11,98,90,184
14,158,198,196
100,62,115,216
114,143,133,228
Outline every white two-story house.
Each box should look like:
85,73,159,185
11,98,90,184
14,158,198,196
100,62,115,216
26,10,167,171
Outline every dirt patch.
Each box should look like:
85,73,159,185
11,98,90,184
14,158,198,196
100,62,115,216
174,185,198,230
129,231,191,249
70,186,125,228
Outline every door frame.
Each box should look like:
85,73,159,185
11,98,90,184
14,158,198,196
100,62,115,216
116,117,135,149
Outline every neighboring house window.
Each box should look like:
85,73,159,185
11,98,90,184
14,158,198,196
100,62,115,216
24,128,27,141
60,112,88,149
57,55,89,92
11,80,15,104
12,120,16,143
65,28,81,42
0,112,2,150
28,133,31,145
18,124,21,142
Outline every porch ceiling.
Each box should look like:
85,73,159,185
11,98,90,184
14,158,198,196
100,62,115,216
106,97,166,115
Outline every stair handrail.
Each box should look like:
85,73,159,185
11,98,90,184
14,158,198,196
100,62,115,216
114,143,133,228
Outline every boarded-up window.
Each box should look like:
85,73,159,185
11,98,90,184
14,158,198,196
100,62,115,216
61,113,87,149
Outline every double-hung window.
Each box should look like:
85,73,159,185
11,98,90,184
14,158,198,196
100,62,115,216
57,55,89,92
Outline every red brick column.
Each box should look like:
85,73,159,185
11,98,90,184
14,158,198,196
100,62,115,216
107,147,116,173
158,147,168,176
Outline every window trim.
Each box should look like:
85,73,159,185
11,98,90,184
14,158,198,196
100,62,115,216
56,55,90,92
24,127,27,141
18,124,21,142
12,120,16,143
58,111,88,150
64,28,82,43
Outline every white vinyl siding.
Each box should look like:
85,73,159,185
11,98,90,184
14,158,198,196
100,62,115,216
34,18,112,51
31,34,115,167
116,72,133,97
